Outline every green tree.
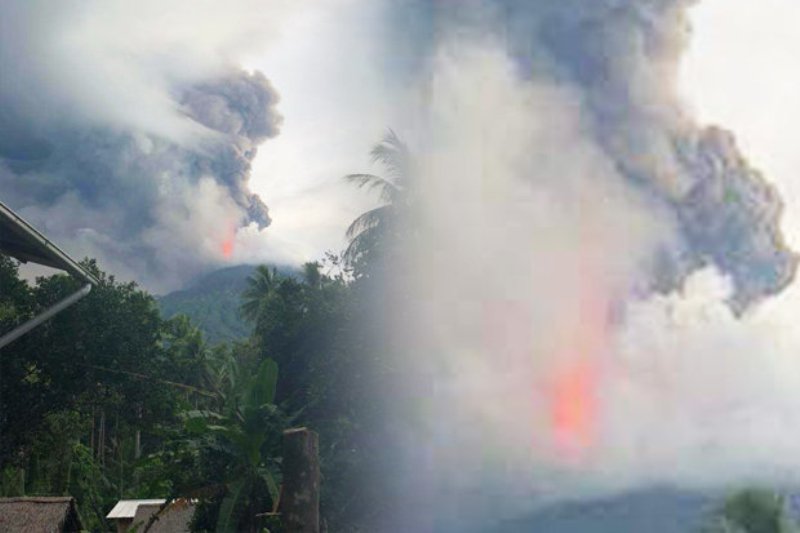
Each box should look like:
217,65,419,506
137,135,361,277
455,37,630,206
242,263,351,415
1,260,166,467
0,258,213,529
704,489,799,533
236,258,373,530
160,315,215,402
0,256,33,328
186,358,283,533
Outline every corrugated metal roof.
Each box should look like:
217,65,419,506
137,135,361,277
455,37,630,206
132,501,195,532
106,499,166,519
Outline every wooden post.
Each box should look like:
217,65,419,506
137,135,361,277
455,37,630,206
135,404,142,460
282,427,320,533
99,409,105,465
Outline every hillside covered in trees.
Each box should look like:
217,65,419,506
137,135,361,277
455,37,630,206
158,264,258,344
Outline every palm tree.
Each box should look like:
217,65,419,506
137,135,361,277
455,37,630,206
343,130,410,274
241,265,278,324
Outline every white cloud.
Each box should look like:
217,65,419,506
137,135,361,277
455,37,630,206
244,0,407,265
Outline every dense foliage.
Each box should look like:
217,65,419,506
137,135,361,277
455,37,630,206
0,257,206,529
0,251,376,531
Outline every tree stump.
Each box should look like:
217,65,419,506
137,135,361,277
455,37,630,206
282,427,320,533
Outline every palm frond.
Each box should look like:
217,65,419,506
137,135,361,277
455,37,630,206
240,265,276,323
343,173,400,203
343,226,382,266
342,129,409,272
345,205,391,240
370,129,409,172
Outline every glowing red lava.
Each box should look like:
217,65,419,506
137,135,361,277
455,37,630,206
546,246,610,462
551,360,597,460
222,239,234,259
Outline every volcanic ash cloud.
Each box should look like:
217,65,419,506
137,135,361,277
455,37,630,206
380,0,800,528
0,1,285,291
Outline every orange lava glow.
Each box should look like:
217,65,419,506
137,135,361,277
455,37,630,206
221,226,235,260
551,360,597,460
546,243,611,462
222,238,234,259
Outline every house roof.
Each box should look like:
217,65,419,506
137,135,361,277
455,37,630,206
0,200,97,284
106,499,166,519
0,496,83,532
132,501,195,533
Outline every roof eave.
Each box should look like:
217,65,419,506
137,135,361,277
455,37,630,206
0,200,98,285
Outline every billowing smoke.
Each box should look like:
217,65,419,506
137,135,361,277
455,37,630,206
376,0,800,529
391,0,796,310
0,1,289,290
512,0,797,311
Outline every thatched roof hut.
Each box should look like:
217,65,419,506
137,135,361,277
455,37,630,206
0,496,83,532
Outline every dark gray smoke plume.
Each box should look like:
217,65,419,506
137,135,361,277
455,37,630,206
374,1,800,529
180,71,280,229
0,1,281,291
394,0,797,311
522,0,796,310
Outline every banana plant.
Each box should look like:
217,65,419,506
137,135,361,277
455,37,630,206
185,358,283,533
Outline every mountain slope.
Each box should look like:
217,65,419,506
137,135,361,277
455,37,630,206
492,489,712,533
158,264,257,344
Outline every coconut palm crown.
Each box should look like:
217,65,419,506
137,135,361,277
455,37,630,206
343,129,411,277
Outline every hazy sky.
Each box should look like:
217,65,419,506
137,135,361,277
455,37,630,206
243,1,395,262
248,0,800,279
